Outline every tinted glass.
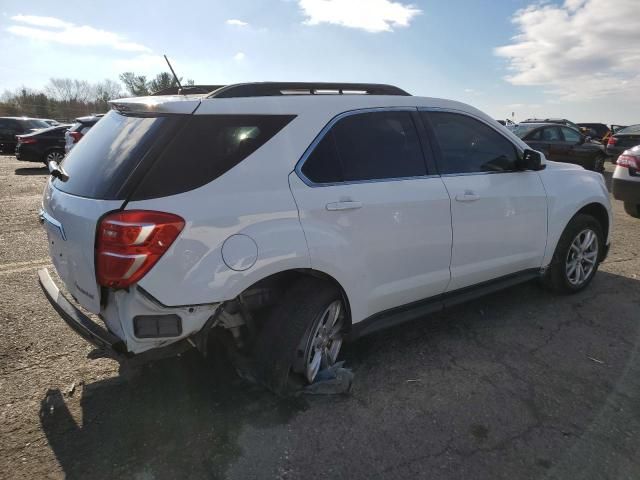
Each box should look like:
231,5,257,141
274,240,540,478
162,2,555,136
541,127,562,141
131,114,295,200
53,111,179,199
618,124,640,134
561,127,581,143
301,133,342,183
512,124,538,138
425,112,519,174
20,119,50,129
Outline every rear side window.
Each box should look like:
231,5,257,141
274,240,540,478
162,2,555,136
424,112,519,174
131,114,295,199
561,127,581,143
53,111,294,200
301,110,426,183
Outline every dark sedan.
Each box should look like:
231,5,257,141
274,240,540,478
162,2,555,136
513,123,606,172
15,124,71,164
607,124,640,158
0,117,50,153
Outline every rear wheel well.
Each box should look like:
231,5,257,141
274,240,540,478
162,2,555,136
227,269,352,330
575,202,609,240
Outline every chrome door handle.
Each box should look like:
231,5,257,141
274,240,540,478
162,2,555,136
455,193,480,202
326,201,363,211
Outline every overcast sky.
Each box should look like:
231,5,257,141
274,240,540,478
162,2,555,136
1,0,638,124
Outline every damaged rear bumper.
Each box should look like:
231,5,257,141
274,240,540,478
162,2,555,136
38,268,194,363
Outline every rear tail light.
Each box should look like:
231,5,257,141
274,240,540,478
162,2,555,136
96,210,185,289
69,131,83,143
617,154,640,170
607,136,617,146
17,136,37,144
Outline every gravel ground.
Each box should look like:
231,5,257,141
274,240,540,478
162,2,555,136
0,155,639,480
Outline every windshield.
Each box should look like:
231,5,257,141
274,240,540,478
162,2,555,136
618,124,640,134
21,119,50,129
512,124,538,138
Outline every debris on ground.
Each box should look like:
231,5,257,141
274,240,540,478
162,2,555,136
303,362,353,395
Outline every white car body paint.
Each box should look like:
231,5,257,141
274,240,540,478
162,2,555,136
41,92,612,354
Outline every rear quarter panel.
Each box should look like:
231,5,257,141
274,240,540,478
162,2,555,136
538,162,612,267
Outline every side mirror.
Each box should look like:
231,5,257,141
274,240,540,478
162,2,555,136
521,149,545,171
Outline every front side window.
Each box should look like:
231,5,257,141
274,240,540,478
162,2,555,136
561,127,581,143
301,110,426,183
425,112,519,174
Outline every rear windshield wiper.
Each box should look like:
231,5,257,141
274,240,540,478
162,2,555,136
48,161,69,182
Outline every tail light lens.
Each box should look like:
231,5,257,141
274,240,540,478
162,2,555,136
17,136,37,144
96,210,185,289
607,136,617,146
69,131,83,143
617,154,640,170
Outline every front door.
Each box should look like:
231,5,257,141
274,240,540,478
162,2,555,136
289,109,453,324
421,111,548,291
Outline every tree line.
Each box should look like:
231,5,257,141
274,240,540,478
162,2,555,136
0,72,192,122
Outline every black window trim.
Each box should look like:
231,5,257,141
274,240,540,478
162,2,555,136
418,107,526,177
295,107,438,187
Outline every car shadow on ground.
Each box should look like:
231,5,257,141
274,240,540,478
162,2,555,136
39,271,640,480
15,166,48,176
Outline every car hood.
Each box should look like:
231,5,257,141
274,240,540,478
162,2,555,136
544,160,583,171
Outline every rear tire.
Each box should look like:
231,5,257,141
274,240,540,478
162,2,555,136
43,149,64,165
542,214,603,294
252,277,346,396
593,155,605,173
624,202,640,219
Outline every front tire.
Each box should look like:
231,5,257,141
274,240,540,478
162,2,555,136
542,214,604,294
624,202,640,219
252,277,346,395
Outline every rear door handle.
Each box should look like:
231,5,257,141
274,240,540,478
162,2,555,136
326,201,363,211
455,193,480,202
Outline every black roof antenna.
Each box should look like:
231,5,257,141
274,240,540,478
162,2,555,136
163,54,183,93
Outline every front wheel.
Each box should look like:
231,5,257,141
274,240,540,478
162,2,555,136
252,278,346,395
542,214,604,293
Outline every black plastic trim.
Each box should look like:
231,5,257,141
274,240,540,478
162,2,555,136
348,269,541,340
208,82,410,98
613,178,640,203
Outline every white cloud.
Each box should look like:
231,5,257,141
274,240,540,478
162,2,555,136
298,0,421,33
7,14,151,53
464,88,474,93
226,19,249,27
233,52,246,61
495,0,640,100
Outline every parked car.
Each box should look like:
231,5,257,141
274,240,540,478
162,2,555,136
513,123,606,172
15,124,71,164
520,118,583,132
38,82,612,395
42,119,61,127
577,122,609,142
607,124,640,158
612,145,640,218
0,117,50,153
64,114,104,153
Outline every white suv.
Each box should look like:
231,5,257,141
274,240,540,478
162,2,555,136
39,82,612,394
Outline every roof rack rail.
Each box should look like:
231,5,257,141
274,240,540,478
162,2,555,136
151,85,225,96
207,82,410,98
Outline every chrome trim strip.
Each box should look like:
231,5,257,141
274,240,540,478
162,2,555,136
294,106,425,188
39,209,66,240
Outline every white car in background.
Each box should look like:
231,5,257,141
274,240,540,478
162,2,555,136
613,145,640,218
38,82,612,394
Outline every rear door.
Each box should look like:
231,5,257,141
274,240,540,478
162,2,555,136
421,110,547,291
289,108,452,323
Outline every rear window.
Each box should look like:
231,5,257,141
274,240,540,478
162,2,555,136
53,110,295,200
618,124,640,134
20,119,50,129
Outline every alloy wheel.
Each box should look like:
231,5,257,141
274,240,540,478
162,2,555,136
565,228,598,286
304,299,344,383
46,151,64,163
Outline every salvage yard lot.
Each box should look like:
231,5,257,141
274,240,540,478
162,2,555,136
1,155,639,480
